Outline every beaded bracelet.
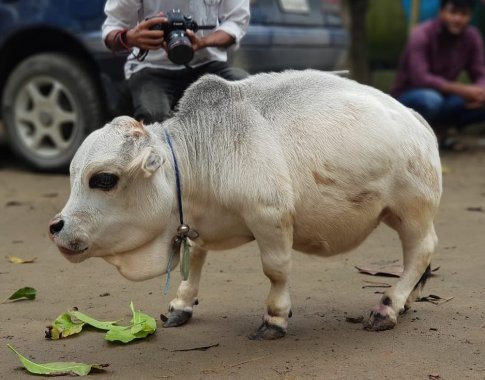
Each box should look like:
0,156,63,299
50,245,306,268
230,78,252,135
119,29,130,50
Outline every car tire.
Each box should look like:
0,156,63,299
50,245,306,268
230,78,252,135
2,53,104,171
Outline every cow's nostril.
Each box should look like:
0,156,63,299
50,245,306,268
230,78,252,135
49,219,64,235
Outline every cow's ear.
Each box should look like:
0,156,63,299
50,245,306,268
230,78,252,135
141,147,163,176
128,147,163,177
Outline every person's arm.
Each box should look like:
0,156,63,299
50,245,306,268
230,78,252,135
102,0,137,51
466,28,485,87
442,29,485,107
216,0,250,46
102,1,167,53
105,16,167,52
186,0,250,51
186,29,236,51
406,28,449,90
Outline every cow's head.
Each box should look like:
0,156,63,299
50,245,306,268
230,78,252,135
49,116,179,280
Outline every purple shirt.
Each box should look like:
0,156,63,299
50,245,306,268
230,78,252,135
391,19,485,97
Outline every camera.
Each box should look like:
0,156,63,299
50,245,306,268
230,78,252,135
151,9,201,65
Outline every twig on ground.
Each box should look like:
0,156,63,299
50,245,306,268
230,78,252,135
227,355,269,369
362,280,392,288
173,343,219,352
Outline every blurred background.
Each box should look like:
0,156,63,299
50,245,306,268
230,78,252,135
1,0,485,171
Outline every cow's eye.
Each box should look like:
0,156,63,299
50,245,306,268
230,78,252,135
89,173,119,191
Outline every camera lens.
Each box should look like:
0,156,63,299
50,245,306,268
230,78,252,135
166,30,194,65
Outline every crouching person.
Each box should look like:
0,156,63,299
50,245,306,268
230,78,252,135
391,0,485,150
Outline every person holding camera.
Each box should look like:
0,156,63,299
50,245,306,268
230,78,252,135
102,1,250,123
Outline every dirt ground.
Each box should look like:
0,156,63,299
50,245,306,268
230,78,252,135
1,135,485,380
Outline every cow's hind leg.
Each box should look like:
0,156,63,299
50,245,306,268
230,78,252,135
247,211,293,340
163,246,208,327
365,210,437,331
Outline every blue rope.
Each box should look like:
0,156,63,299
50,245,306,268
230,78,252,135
163,129,184,294
164,129,184,225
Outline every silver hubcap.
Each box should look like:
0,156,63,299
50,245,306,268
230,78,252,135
14,76,78,158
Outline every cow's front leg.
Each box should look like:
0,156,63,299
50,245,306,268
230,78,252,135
247,212,293,340
163,246,208,328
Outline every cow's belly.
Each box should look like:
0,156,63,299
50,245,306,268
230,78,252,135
292,196,385,256
199,235,255,251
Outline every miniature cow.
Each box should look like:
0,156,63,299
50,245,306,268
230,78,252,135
49,70,441,340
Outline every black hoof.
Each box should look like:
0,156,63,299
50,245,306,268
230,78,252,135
248,321,286,340
363,311,396,331
162,310,192,328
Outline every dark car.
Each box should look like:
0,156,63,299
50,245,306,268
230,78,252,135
0,0,348,171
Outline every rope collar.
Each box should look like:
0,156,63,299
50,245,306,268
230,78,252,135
164,129,184,225
163,129,198,294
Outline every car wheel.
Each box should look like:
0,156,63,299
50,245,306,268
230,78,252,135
2,53,104,171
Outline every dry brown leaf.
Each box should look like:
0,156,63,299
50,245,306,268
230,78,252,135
355,264,403,277
418,294,454,306
362,280,392,288
6,256,36,264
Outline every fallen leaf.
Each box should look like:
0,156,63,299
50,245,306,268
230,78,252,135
45,313,85,340
6,256,36,264
2,287,36,303
466,206,484,212
417,294,454,305
5,201,23,207
345,316,364,324
356,265,440,278
6,344,108,376
105,302,156,343
42,193,59,198
355,264,403,277
69,310,122,331
45,304,156,344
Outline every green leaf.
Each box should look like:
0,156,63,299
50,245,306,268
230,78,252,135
44,304,156,344
130,302,157,333
69,310,124,331
46,313,85,340
104,303,156,343
105,327,137,343
6,344,107,376
2,287,36,303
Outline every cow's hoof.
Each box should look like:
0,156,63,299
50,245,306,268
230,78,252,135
162,310,192,328
248,321,287,340
363,305,397,331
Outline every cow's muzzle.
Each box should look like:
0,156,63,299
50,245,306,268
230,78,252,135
49,215,89,260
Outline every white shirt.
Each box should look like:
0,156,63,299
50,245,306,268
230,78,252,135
102,0,250,78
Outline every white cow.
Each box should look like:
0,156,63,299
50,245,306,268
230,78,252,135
49,70,442,340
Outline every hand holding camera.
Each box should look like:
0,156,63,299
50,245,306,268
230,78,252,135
125,14,167,50
122,9,215,65
149,9,215,65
